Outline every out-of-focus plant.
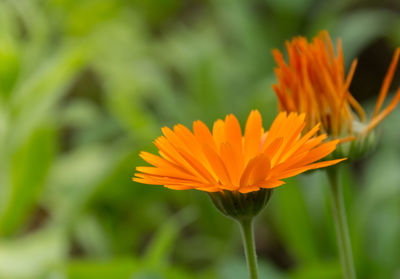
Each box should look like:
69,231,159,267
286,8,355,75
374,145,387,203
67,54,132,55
272,31,400,278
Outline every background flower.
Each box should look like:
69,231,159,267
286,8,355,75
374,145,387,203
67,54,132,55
272,31,400,139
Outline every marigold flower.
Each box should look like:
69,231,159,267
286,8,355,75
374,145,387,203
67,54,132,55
133,110,344,194
272,31,400,141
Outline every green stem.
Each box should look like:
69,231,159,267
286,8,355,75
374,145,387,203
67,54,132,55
327,166,356,279
238,218,259,279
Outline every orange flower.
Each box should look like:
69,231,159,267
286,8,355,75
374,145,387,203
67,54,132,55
272,31,400,139
133,110,344,194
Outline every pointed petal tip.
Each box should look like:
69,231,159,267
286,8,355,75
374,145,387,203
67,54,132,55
225,113,238,123
338,136,355,144
138,151,146,158
173,123,184,132
272,48,281,55
193,119,204,126
278,111,288,118
394,47,400,56
132,176,143,183
161,126,173,136
248,109,262,120
213,118,224,126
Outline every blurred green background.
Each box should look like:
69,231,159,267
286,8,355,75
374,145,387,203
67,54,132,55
1,0,400,278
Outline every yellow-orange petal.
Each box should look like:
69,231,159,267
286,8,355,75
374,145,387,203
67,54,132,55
220,143,241,186
373,48,400,117
193,120,217,151
202,144,232,186
244,110,262,163
212,119,226,150
134,110,344,193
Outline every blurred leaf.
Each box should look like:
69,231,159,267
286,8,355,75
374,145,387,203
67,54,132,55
6,0,50,73
66,258,139,279
0,227,67,279
353,138,400,277
131,0,182,26
74,214,110,257
219,257,287,279
0,125,56,236
0,1,21,98
270,179,320,264
337,10,398,61
47,0,121,36
263,0,312,14
291,261,341,279
44,144,127,224
143,207,197,268
9,41,91,149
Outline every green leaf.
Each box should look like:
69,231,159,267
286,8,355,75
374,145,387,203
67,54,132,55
270,179,321,264
66,258,139,279
219,257,287,279
9,41,91,150
0,125,56,236
143,207,197,269
0,227,67,279
337,10,398,61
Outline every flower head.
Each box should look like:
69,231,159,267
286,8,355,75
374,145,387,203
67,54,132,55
272,31,400,142
133,110,344,194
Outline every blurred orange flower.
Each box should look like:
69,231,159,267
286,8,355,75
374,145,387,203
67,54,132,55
272,31,400,138
133,110,344,193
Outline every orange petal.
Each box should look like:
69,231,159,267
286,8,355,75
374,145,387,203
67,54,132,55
202,144,232,186
373,48,400,117
244,110,263,162
193,120,217,150
366,87,400,133
220,143,241,186
136,166,199,181
154,136,200,176
212,119,226,151
239,154,270,190
258,180,285,189
225,114,243,155
262,137,284,161
275,158,345,180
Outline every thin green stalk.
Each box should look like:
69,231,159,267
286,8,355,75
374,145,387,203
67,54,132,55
238,218,259,279
327,166,356,279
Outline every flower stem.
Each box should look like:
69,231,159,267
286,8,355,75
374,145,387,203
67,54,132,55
327,166,356,279
238,218,259,279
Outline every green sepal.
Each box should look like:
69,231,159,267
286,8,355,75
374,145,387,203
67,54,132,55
330,129,377,161
208,189,273,220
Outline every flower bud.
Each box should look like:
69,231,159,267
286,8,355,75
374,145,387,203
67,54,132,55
331,121,377,160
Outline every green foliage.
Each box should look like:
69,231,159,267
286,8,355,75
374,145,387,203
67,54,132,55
0,0,400,278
